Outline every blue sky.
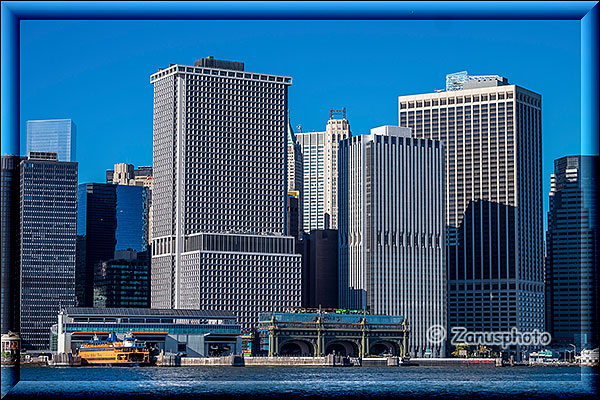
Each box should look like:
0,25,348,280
19,19,581,227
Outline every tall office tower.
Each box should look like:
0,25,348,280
94,256,151,308
76,183,149,307
26,119,76,162
287,114,303,237
296,109,351,232
398,71,544,342
338,126,446,357
19,152,77,350
1,156,25,338
106,163,153,244
150,57,301,330
546,156,598,348
301,229,339,309
286,191,300,240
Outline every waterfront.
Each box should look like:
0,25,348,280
4,365,598,399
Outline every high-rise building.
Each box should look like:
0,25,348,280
76,183,149,307
150,57,301,330
338,126,446,357
296,109,351,232
545,155,598,348
398,72,544,341
106,163,153,188
1,155,25,337
286,191,300,240
106,163,154,243
26,119,76,162
287,114,303,238
94,256,151,308
19,152,78,350
300,229,339,310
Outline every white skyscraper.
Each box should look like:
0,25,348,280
150,57,301,329
338,126,446,357
398,72,544,340
296,109,351,232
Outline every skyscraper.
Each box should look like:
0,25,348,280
546,155,598,348
106,163,153,244
19,152,77,350
150,57,301,329
300,229,339,310
106,163,153,188
26,119,76,162
287,114,303,238
1,155,25,337
94,256,151,308
338,126,446,357
398,72,544,341
296,109,351,232
76,183,149,307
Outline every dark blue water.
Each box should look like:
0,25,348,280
4,365,598,400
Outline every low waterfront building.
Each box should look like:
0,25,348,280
52,308,241,357
255,309,409,358
577,348,599,365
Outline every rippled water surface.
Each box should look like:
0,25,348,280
4,365,598,399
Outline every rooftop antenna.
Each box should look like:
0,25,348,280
296,125,302,133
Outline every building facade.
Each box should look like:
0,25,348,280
545,155,598,347
256,310,409,357
338,126,446,357
19,152,78,350
287,114,303,237
150,57,301,330
286,191,300,240
77,183,149,307
398,72,545,340
26,119,76,162
94,256,151,308
296,109,351,232
53,308,241,357
1,156,25,337
106,163,153,244
301,229,339,309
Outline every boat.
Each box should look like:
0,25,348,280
78,332,149,366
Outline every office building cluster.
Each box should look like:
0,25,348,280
1,60,596,357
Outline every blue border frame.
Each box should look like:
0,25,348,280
1,0,598,396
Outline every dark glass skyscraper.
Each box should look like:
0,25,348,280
76,183,117,307
1,155,25,336
76,183,149,307
19,152,78,350
94,257,150,308
545,155,599,348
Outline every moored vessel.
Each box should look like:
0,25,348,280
78,332,149,366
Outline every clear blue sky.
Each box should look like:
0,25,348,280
20,19,581,229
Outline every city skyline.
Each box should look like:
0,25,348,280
16,19,582,231
2,3,598,398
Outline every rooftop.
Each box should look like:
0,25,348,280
63,307,235,319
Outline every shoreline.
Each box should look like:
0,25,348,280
17,355,595,368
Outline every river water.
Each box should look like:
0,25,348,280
4,365,598,399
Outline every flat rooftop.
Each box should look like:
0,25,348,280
63,307,235,319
